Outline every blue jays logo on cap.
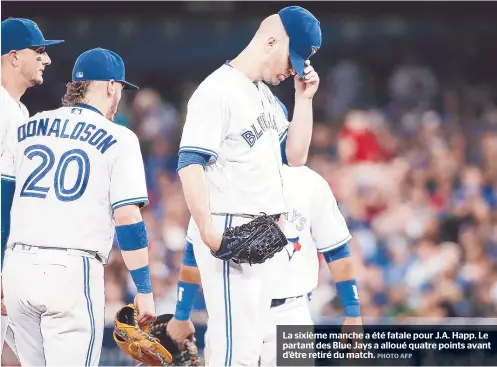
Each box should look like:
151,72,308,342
278,6,322,79
72,48,138,90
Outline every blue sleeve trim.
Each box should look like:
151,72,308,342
323,242,351,263
275,96,289,120
177,151,212,171
112,197,149,210
183,241,198,267
280,132,288,166
318,234,352,253
1,179,15,269
1,174,15,182
179,146,218,158
279,128,288,143
115,221,149,251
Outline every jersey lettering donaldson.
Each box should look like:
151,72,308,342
0,105,149,262
270,165,352,299
179,64,290,216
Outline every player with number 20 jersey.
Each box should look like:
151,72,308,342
2,105,147,262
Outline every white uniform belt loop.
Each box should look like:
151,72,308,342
9,242,103,264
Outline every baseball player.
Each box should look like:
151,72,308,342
1,17,64,358
0,47,156,366
177,6,322,365
166,164,362,366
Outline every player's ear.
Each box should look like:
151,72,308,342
265,37,277,54
267,37,277,47
107,79,116,96
6,51,20,67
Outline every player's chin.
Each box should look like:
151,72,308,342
31,77,43,86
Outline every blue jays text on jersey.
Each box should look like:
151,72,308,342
17,117,117,154
241,111,278,148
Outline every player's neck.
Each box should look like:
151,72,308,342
84,98,109,118
1,71,28,102
229,51,263,83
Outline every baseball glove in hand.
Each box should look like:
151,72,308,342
211,214,287,265
113,305,200,366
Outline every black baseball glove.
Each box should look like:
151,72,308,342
211,214,287,265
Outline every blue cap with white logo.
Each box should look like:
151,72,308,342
278,6,322,79
72,48,138,90
1,18,64,56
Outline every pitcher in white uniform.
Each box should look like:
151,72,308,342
176,6,322,366
1,17,64,359
166,165,362,366
1,48,156,366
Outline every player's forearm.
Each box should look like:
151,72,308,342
179,264,202,285
175,244,202,320
328,256,356,283
178,164,214,237
114,205,152,294
286,97,313,166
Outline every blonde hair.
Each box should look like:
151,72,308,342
61,81,92,106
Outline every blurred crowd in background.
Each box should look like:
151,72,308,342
103,53,497,330
2,1,497,365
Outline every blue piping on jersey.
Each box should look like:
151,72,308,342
74,103,104,116
111,196,149,210
318,234,352,253
223,214,233,366
83,257,96,366
178,146,217,158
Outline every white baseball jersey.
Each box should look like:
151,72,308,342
0,105,149,262
1,86,29,155
270,165,352,299
179,64,290,216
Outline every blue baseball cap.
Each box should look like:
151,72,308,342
72,48,138,90
278,6,322,78
1,18,64,56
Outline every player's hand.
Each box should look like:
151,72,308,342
341,317,364,362
134,293,156,327
1,298,7,316
166,317,195,347
1,286,6,316
294,60,320,100
202,227,222,253
343,316,363,327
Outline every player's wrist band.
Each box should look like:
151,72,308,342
175,281,200,321
116,221,148,251
130,265,153,294
323,242,350,263
336,279,361,318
